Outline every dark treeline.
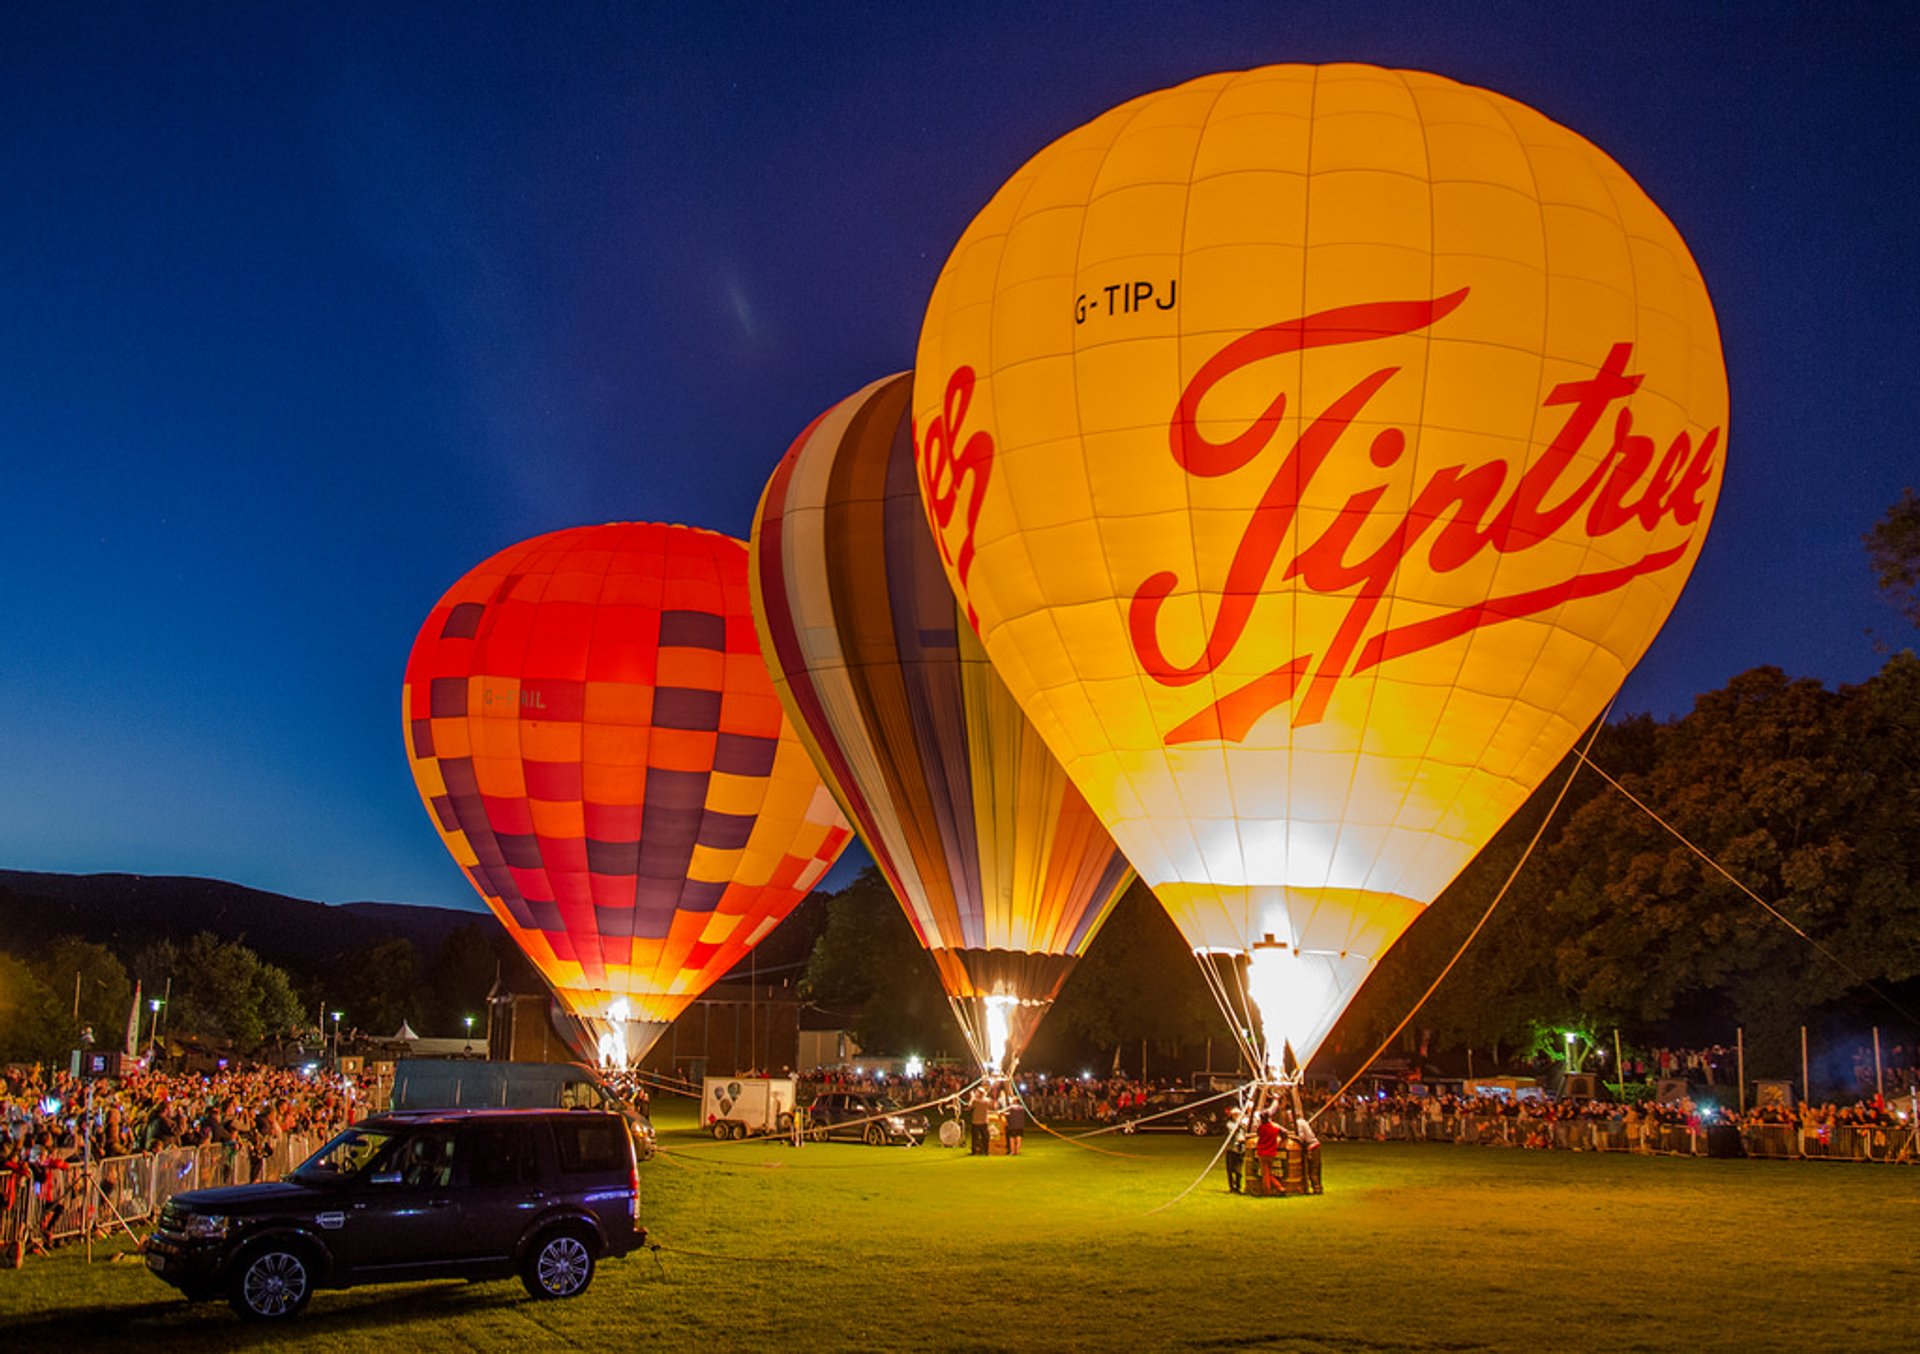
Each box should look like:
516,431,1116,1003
1337,653,1920,1076
0,921,536,1065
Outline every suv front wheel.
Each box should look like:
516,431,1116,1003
228,1241,315,1320
522,1229,596,1299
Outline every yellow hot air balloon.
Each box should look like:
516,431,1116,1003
913,64,1725,1075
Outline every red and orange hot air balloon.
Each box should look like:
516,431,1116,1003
751,373,1133,1073
913,65,1726,1075
403,522,853,1067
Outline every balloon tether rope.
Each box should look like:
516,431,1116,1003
1309,702,1614,1123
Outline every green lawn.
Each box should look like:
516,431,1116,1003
2,1103,1915,1351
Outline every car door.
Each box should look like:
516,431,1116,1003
454,1120,547,1264
840,1090,871,1136
344,1127,466,1278
827,1094,855,1138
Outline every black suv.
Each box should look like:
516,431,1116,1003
805,1091,928,1145
1118,1089,1228,1136
144,1108,645,1320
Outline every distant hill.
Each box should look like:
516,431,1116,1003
0,869,487,969
0,869,836,987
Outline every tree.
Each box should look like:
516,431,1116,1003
1037,882,1233,1072
1322,657,1920,1077
1329,723,1630,1062
1866,487,1920,629
0,952,70,1064
424,923,504,1036
29,935,132,1051
329,938,421,1038
131,931,304,1047
804,868,952,1055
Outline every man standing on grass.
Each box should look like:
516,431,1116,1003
1223,1108,1247,1193
969,1088,990,1156
1293,1113,1321,1194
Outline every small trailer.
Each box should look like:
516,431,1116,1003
702,1075,801,1139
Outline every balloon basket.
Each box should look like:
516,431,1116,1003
1242,1142,1312,1198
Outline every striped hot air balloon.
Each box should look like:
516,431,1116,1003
751,373,1133,1072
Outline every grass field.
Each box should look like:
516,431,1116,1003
2,1101,1915,1352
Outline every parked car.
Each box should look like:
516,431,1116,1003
805,1091,928,1145
1118,1089,1229,1137
143,1108,646,1320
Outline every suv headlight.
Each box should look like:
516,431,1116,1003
887,1116,906,1131
184,1213,229,1240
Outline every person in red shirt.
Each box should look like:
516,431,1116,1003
1255,1110,1282,1195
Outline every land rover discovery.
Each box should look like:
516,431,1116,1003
143,1107,645,1320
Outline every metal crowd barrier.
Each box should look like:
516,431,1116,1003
2,1134,319,1261
1743,1124,1798,1159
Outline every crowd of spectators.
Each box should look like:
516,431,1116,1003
1303,1086,1912,1145
1,1062,360,1260
762,1060,1918,1157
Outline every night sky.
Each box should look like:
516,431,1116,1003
3,3,1914,913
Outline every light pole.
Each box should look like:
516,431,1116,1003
147,998,164,1059
331,1010,343,1066
1564,1030,1578,1074
463,1015,474,1054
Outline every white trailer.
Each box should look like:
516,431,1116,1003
701,1075,801,1139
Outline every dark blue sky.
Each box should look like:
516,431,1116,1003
3,3,1914,913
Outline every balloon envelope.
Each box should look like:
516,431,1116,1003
751,373,1133,1070
404,522,853,1064
913,65,1726,1069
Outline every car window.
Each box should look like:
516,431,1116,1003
396,1130,458,1188
553,1118,626,1173
463,1123,537,1187
289,1126,398,1184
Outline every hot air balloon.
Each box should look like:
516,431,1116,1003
751,373,1133,1073
913,65,1726,1078
403,523,854,1067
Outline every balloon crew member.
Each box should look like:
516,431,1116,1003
1003,1097,1028,1156
1254,1110,1281,1196
1222,1107,1247,1194
1292,1113,1321,1194
969,1089,991,1156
